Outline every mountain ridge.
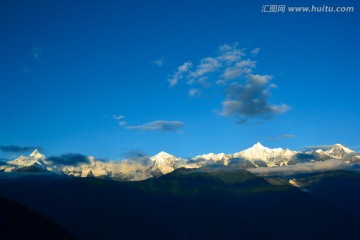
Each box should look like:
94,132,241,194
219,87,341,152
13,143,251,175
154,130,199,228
0,143,359,181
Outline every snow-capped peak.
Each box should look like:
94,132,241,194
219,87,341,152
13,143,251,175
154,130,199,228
7,149,46,167
331,144,354,153
314,149,325,154
253,142,265,149
234,143,284,162
193,152,226,161
151,151,176,162
192,152,233,165
281,148,296,158
326,144,354,159
247,142,283,152
29,149,45,160
2,142,358,181
150,151,180,174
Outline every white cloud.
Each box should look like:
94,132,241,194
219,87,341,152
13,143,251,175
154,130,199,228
199,57,222,72
281,134,295,138
112,115,127,126
125,120,184,132
249,159,350,176
59,155,153,181
168,61,193,87
168,79,178,87
220,74,288,121
217,43,245,64
301,145,338,151
114,116,184,132
100,157,152,181
251,48,261,56
168,43,288,123
248,74,272,84
112,115,125,120
265,134,295,140
178,61,193,72
154,59,164,66
171,43,250,86
118,121,127,126
187,57,221,84
220,60,256,82
188,88,201,98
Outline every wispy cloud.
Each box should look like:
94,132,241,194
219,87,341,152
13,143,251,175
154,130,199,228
249,159,350,176
50,152,153,181
104,155,152,181
218,59,256,84
301,145,338,151
113,115,184,132
168,43,288,123
217,43,245,64
188,88,201,98
112,115,128,126
0,145,40,153
154,59,164,67
118,121,127,126
168,61,193,87
112,115,125,120
265,134,295,140
250,48,261,56
32,47,42,60
187,57,221,84
125,120,184,132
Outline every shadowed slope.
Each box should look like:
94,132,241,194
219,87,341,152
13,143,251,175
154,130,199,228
0,197,76,240
0,170,359,239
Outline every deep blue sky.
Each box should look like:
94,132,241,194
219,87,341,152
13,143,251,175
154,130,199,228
1,0,359,159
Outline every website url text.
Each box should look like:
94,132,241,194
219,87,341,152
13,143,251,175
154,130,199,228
261,5,355,13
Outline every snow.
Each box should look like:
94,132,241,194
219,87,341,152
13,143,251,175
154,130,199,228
193,153,226,161
288,179,301,188
8,149,46,167
192,152,232,165
150,151,179,174
1,143,358,181
234,142,285,163
29,149,45,159
333,144,354,153
326,144,354,159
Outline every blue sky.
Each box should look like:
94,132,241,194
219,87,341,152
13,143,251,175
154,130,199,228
1,0,359,159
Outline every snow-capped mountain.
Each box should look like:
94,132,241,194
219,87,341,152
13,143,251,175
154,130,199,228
310,149,330,160
60,156,105,178
191,142,297,168
150,151,182,175
7,149,45,166
1,143,358,181
234,142,283,161
326,144,354,159
306,144,355,161
1,150,153,181
141,143,357,176
4,149,59,173
233,142,296,167
192,152,233,165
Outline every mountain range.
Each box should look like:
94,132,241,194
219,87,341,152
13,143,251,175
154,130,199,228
1,143,360,239
1,142,359,181
1,167,360,239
